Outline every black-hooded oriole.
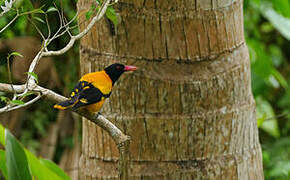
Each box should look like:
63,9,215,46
54,63,137,112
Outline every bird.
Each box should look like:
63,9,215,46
54,63,137,112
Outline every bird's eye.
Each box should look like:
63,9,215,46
116,66,121,69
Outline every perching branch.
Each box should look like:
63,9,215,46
0,82,130,146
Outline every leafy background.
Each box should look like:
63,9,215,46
0,0,289,179
244,0,290,179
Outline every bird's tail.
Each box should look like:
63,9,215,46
54,99,75,110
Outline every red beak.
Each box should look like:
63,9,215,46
124,65,137,71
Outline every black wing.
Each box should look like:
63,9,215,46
70,81,111,110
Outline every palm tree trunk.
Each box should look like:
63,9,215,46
77,0,264,179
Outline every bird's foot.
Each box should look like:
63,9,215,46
97,112,102,118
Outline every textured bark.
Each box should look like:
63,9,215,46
78,0,264,179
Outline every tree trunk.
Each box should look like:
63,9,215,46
77,0,264,179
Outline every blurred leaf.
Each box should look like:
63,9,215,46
278,90,290,108
0,124,71,180
39,159,71,180
272,0,290,18
262,137,290,178
10,100,25,105
25,151,68,180
33,16,45,24
19,8,45,16
269,45,283,67
26,72,38,83
106,7,118,26
0,124,5,145
46,7,58,13
85,10,93,20
261,3,290,40
0,96,8,103
271,69,288,89
261,22,273,33
9,52,23,58
269,161,290,177
21,91,35,97
5,130,32,180
0,150,8,179
256,96,280,138
15,0,33,9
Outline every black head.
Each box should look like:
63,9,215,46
104,63,137,84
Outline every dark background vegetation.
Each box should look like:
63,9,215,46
0,0,289,179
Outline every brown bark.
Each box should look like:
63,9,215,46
78,0,264,179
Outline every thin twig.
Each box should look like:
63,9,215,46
0,92,42,113
0,13,18,34
45,13,51,39
42,0,111,57
28,17,46,41
6,55,15,95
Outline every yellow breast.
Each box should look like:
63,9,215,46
80,70,112,95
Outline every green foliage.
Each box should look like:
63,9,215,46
86,0,118,27
0,124,71,180
5,130,32,180
26,72,39,83
8,52,23,58
10,100,25,105
256,96,280,138
0,150,8,179
106,6,118,26
245,0,290,179
262,137,290,179
39,159,71,180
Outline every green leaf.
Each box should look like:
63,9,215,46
40,159,71,180
5,130,32,180
85,10,93,20
106,7,118,26
0,150,8,179
256,96,280,138
0,124,5,145
25,151,67,180
95,0,101,4
46,7,58,13
26,72,38,83
272,0,290,18
9,52,23,58
10,100,25,105
269,161,290,177
0,96,8,103
32,8,45,14
0,124,71,180
33,16,45,24
271,69,288,89
261,3,290,40
20,92,35,97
